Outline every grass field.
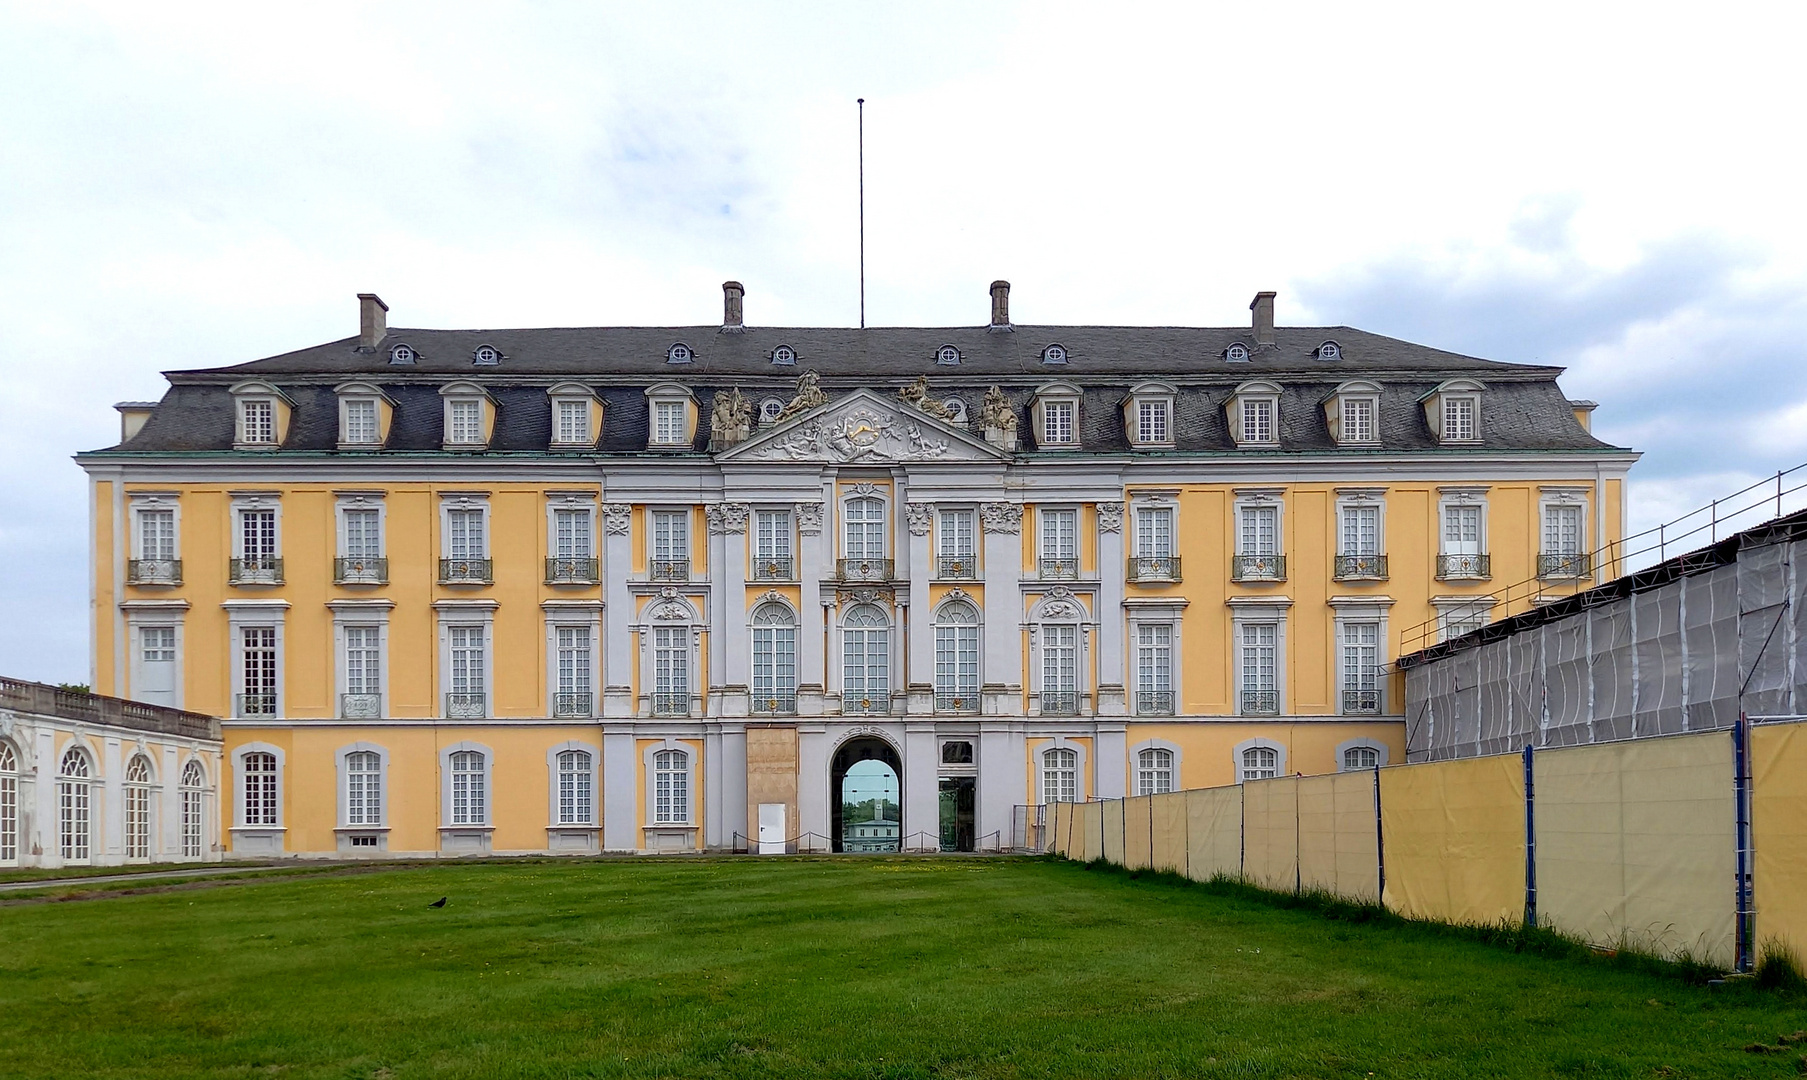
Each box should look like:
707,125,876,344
3,856,1806,1079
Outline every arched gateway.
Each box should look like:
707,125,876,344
830,736,902,853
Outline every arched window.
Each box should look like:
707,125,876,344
242,751,278,827
449,750,487,825
1039,620,1081,716
653,749,689,824
59,747,92,862
0,741,17,864
1241,746,1279,782
1042,747,1078,803
842,604,891,715
844,497,886,560
180,760,206,858
556,749,593,825
125,755,153,859
933,601,980,712
1137,748,1174,796
1342,745,1380,771
751,603,798,714
345,750,383,826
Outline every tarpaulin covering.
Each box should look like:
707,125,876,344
1184,785,1243,881
1590,600,1636,743
1049,801,1073,857
1535,733,1736,966
1123,796,1153,870
1079,800,1104,862
1297,771,1382,903
1738,544,1791,720
1150,791,1189,874
1379,754,1525,925
1633,587,1686,736
1100,798,1125,866
1544,618,1592,747
1684,567,1741,734
1242,777,1299,892
1753,722,1807,958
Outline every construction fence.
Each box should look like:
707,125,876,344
1039,719,1807,972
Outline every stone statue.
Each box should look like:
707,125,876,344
897,375,953,419
776,370,827,422
710,387,752,446
980,385,1017,450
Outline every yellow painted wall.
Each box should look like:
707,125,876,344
1124,720,1405,791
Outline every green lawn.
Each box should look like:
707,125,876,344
2,857,1804,1079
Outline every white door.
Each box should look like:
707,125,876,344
758,803,787,854
138,627,177,706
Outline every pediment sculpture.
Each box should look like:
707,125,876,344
775,371,828,423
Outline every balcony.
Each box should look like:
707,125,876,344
1039,691,1083,716
1239,690,1279,716
1333,554,1388,581
553,691,594,718
445,692,487,718
1436,553,1491,580
1539,552,1592,580
1126,556,1182,584
438,558,493,585
1038,557,1079,581
752,555,794,582
340,693,381,719
235,693,278,718
1,676,217,740
334,557,388,585
649,558,690,583
933,690,979,713
1342,689,1381,715
1136,690,1175,716
229,556,283,586
936,555,977,580
545,557,599,585
126,559,182,586
842,693,892,716
837,558,894,583
652,692,691,717
751,690,797,715
1230,554,1285,583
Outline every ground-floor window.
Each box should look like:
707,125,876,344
557,749,593,825
1042,747,1078,803
181,759,206,858
1136,748,1173,795
125,755,152,859
653,749,689,824
0,741,16,863
449,750,487,825
1241,746,1279,782
59,747,92,862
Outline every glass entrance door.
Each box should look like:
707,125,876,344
938,777,975,852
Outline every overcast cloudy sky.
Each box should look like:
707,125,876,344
3,1,1805,685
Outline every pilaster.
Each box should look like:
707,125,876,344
601,504,634,718
979,502,1024,715
601,726,637,852
1096,501,1127,716
796,722,830,851
708,502,751,715
906,501,934,711
904,722,939,850
1094,723,1129,800
796,500,826,715
976,721,1024,850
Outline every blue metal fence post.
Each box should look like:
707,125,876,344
1523,744,1537,929
1734,716,1754,972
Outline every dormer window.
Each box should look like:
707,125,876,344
1423,379,1485,444
1317,341,1342,360
1444,396,1477,441
229,380,292,450
439,382,493,450
759,398,784,424
1033,382,1082,449
1327,380,1382,446
388,343,416,365
547,383,599,449
1124,382,1177,449
334,382,391,450
936,345,961,366
1042,344,1068,365
1228,381,1283,448
1241,399,1275,443
644,383,696,449
1225,344,1250,363
240,399,275,444
473,344,500,366
770,345,796,366
666,343,693,364
449,400,482,443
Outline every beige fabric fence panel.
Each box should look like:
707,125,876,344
1101,799,1126,865
1049,801,1073,857
1185,785,1243,880
1122,796,1154,870
1243,777,1299,892
1535,732,1736,966
1754,722,1807,958
1297,771,1382,903
1380,755,1525,925
1081,800,1105,862
1150,791,1189,873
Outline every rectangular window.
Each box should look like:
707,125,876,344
345,626,380,696
653,626,689,699
239,508,277,559
1136,506,1174,558
1,761,15,864
934,621,980,706
1241,398,1274,443
241,626,277,716
342,508,382,559
1042,624,1078,702
241,753,277,828
137,508,175,560
1237,505,1278,556
1544,503,1584,555
1136,400,1170,444
1341,397,1375,443
556,400,590,444
843,617,891,707
343,398,378,444
755,510,792,564
1040,509,1078,560
1443,396,1476,441
447,509,487,559
1341,622,1380,713
142,625,176,663
449,751,486,825
843,498,886,559
653,749,689,823
345,752,382,827
1136,624,1172,698
653,401,686,444
180,786,202,858
1137,749,1174,796
557,750,592,825
449,626,485,694
553,509,592,559
1340,505,1380,556
938,509,975,559
652,510,689,561
1043,400,1075,444
240,399,274,443
1443,504,1482,554
1042,748,1078,803
751,620,798,709
557,626,592,697
1239,623,1278,714
449,399,483,444
126,783,149,859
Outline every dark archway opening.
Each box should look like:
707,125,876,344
831,737,901,853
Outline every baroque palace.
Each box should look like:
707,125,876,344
52,282,1634,862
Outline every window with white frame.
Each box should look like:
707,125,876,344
1339,394,1377,444
1443,504,1483,555
241,750,278,827
1238,504,1279,557
653,748,690,823
343,626,381,716
136,506,176,563
651,510,689,579
653,400,687,445
0,741,15,864
555,625,593,716
1442,395,1478,442
1239,623,1279,715
556,399,591,445
1543,503,1584,555
1340,504,1380,557
1240,397,1276,444
238,398,276,445
125,755,152,859
754,510,792,579
1137,748,1174,796
653,626,690,713
137,625,178,707
556,749,593,825
343,506,382,560
447,507,487,559
59,748,92,861
933,601,980,710
1439,604,1490,641
341,397,379,446
1136,505,1174,558
842,604,890,711
553,508,592,560
1136,623,1173,714
1040,508,1078,577
1136,399,1170,444
1340,622,1381,714
1043,399,1076,445
938,509,975,577
448,625,486,715
447,398,484,445
448,750,487,825
240,626,278,717
751,604,797,713
237,504,279,575
344,750,382,826
1342,745,1380,771
180,759,205,858
844,497,886,559
1241,745,1279,781
1041,623,1079,713
1042,747,1078,803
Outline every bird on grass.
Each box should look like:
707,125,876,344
428,897,447,908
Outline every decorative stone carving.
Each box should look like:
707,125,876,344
943,586,970,603
979,386,1018,451
1041,601,1079,620
705,502,750,535
837,585,894,605
795,501,824,534
1096,502,1124,532
775,371,828,423
905,503,934,535
979,501,1023,534
751,405,951,463
897,376,955,419
851,482,880,496
601,504,632,535
709,387,752,447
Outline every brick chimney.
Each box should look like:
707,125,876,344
989,280,1012,332
722,281,745,333
1250,291,1276,347
358,293,388,352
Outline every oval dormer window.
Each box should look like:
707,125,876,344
944,398,969,424
473,344,500,365
1042,344,1067,365
1319,341,1342,360
771,345,796,366
936,345,961,366
1225,344,1249,363
389,343,416,365
667,343,693,364
759,398,784,423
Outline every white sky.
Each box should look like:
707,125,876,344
4,1,1806,683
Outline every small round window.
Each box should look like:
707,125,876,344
389,343,416,364
936,345,961,365
473,344,499,365
759,398,784,423
667,343,693,364
1319,342,1342,360
1042,344,1067,365
771,345,796,366
1226,344,1249,363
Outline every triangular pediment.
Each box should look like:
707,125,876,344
718,388,1009,464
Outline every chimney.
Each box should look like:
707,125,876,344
989,280,1012,331
1250,290,1276,347
722,281,745,333
358,293,388,351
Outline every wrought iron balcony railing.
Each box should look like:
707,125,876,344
1333,554,1388,581
1436,553,1491,580
1136,690,1175,716
553,691,594,718
1342,689,1381,715
936,555,977,580
652,692,691,717
229,557,283,585
545,557,599,585
934,690,979,713
334,557,388,585
438,558,493,585
649,558,690,583
837,557,894,583
339,693,381,719
751,690,797,715
1126,555,1182,583
445,692,487,718
752,556,794,581
126,559,182,586
1230,554,1285,582
1539,552,1592,580
235,693,278,718
1239,689,1279,716
1038,557,1079,581
842,693,892,716
1039,691,1082,716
